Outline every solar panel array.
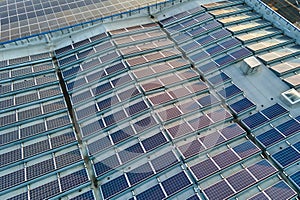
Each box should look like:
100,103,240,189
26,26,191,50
1,0,300,199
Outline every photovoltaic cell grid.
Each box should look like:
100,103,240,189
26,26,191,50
203,159,278,200
0,0,167,43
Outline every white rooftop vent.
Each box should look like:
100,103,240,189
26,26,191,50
281,88,300,108
241,56,261,75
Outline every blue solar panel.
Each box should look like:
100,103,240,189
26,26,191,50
81,120,104,137
190,51,210,63
200,131,226,149
111,74,132,87
0,130,18,146
101,175,129,199
70,190,95,200
196,35,214,46
265,181,297,200
186,195,201,200
181,41,200,52
87,136,112,155
7,192,28,200
76,104,98,120
27,159,55,180
60,169,89,192
110,126,135,144
104,110,127,127
218,84,242,100
46,115,70,130
248,193,269,200
0,169,24,191
261,103,288,120
0,98,14,109
71,90,93,104
94,154,120,177
125,101,148,116
30,180,60,200
55,149,82,169
206,44,225,56
151,151,178,173
296,116,300,121
189,27,206,37
203,180,235,200
276,119,300,137
197,61,219,74
63,66,81,78
248,160,277,181
127,163,154,185
141,132,167,152
197,93,220,107
230,47,252,60
0,149,21,167
293,141,300,151
133,116,157,133
227,170,256,192
256,128,284,148
97,96,119,111
233,140,260,159
219,123,245,140
212,149,240,169
214,55,235,67
229,98,256,115
208,72,231,87
118,143,144,163
136,185,165,200
86,70,106,83
190,158,219,180
188,115,212,131
290,171,300,189
272,146,300,168
0,113,16,127
220,38,241,49
242,112,269,130
24,140,50,158
106,62,126,75
58,55,77,66
92,82,113,96
178,139,204,159
162,171,191,196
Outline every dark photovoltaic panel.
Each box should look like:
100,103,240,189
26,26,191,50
127,163,154,185
227,170,256,192
151,151,178,173
203,180,235,200
290,171,300,189
101,175,129,199
118,143,144,163
272,146,300,168
248,193,269,200
136,185,165,200
190,158,219,180
178,139,205,159
276,119,300,137
212,149,240,169
256,128,284,148
141,132,167,152
261,103,288,120
247,160,277,181
94,154,120,177
242,112,269,130
60,169,89,192
232,140,260,159
218,84,242,100
70,190,95,200
161,171,191,196
264,181,297,200
29,180,60,200
229,98,256,115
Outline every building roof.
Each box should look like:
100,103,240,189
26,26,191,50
0,0,300,199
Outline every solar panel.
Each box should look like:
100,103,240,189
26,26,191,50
62,66,81,78
55,149,82,169
110,126,135,144
181,41,200,52
125,101,148,116
220,124,246,140
101,175,129,199
7,192,28,200
136,185,165,200
241,112,269,130
218,84,242,100
0,169,24,191
151,151,178,173
0,130,19,146
141,132,167,152
157,106,182,121
190,51,210,63
206,44,225,56
127,163,154,185
261,103,288,120
0,113,16,127
230,47,252,60
227,170,256,192
87,136,112,155
70,190,95,200
167,121,193,139
196,35,214,46
229,98,256,115
272,146,300,168
18,107,42,121
23,140,50,158
190,158,219,180
256,128,284,148
76,105,98,120
188,115,213,131
29,180,60,200
118,87,140,101
92,82,113,97
233,140,260,159
207,108,232,123
61,169,89,192
111,74,132,87
86,70,106,83
162,171,191,196
293,141,300,151
203,180,235,200
178,139,205,159
94,154,120,177
248,192,269,200
118,143,144,163
178,100,201,114
214,55,235,67
197,93,220,107
26,159,55,180
276,119,300,137
104,110,127,127
247,160,277,181
200,131,226,149
67,78,87,91
15,93,39,106
264,181,297,200
97,96,119,111
212,149,240,169
0,149,21,167
133,116,157,134
81,120,104,137
290,171,300,189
